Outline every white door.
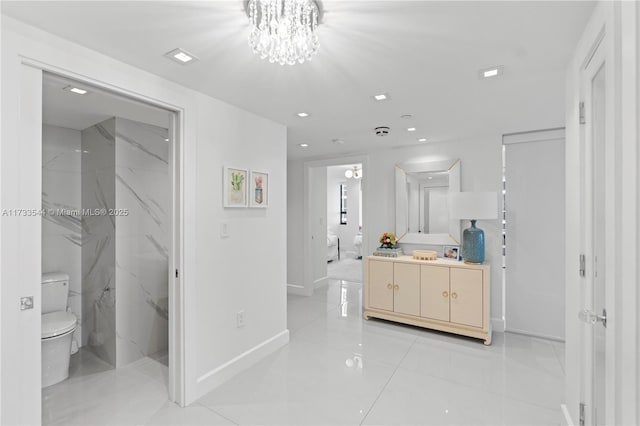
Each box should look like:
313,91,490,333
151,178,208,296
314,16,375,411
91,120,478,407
577,25,612,426
567,3,640,425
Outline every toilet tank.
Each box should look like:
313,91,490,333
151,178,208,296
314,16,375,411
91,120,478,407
41,272,70,314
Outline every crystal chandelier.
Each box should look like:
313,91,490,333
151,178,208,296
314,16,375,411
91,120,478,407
247,0,320,65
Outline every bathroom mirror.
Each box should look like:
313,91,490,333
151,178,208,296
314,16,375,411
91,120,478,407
395,159,461,245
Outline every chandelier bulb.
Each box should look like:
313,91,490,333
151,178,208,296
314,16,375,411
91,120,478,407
247,0,320,66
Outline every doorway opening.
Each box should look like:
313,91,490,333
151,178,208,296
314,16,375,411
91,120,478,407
40,71,181,422
326,163,363,283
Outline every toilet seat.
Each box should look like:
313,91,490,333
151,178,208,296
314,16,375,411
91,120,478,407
42,311,77,339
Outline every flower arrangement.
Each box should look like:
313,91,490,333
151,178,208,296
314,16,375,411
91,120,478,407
379,232,398,248
255,175,263,189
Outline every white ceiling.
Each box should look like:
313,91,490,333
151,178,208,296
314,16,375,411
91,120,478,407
2,1,595,159
43,73,170,130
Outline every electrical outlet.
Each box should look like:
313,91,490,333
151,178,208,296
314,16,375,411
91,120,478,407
236,310,245,328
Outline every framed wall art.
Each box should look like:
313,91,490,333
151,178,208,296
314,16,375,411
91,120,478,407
443,245,461,261
223,166,248,208
249,170,269,208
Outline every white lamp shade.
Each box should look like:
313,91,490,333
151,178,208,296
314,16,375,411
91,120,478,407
449,192,498,220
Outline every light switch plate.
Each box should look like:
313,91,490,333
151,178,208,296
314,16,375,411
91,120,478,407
221,222,229,238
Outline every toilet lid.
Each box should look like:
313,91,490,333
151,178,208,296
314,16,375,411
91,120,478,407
42,311,77,339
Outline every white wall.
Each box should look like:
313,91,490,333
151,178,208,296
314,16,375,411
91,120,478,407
286,160,304,289
288,136,506,326
326,167,344,235
1,16,288,423
310,166,327,285
42,124,83,348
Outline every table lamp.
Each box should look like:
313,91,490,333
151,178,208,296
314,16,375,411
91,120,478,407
449,192,498,264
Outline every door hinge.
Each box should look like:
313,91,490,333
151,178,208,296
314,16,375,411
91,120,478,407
175,269,179,278
579,102,586,124
579,254,586,277
579,402,586,426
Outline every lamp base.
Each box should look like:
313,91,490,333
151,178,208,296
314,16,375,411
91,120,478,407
461,220,485,264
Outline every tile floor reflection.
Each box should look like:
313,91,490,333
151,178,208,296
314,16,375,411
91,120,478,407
43,279,565,425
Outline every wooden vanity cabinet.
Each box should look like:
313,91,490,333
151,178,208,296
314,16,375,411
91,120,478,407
365,256,491,345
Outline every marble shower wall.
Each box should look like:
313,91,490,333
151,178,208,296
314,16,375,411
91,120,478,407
80,117,168,367
42,124,83,346
114,117,169,366
81,118,117,365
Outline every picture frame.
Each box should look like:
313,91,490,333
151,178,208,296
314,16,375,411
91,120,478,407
443,245,461,261
223,166,248,208
249,170,269,208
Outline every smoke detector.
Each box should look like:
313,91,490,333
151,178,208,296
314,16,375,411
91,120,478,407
374,126,391,137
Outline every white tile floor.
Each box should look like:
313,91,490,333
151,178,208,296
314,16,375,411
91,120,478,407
43,279,565,425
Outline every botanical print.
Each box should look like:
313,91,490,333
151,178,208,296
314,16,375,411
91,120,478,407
224,167,248,207
249,170,269,208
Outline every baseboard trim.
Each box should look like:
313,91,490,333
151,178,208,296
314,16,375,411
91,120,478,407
491,317,505,332
506,327,565,342
287,283,306,295
561,404,574,426
194,329,289,400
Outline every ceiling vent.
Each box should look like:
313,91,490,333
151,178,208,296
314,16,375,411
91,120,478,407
374,126,390,137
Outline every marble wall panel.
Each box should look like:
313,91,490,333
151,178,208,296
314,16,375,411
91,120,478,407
79,117,168,368
81,118,117,366
114,118,168,366
42,124,83,346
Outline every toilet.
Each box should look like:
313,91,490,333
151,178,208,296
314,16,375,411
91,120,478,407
41,272,77,388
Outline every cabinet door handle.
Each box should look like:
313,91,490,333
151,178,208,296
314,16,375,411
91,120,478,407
393,284,399,290
451,292,458,299
442,291,449,298
387,283,393,289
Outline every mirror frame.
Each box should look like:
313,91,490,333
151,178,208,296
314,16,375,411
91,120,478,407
395,159,461,245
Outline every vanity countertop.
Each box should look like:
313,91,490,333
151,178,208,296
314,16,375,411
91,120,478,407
367,255,489,270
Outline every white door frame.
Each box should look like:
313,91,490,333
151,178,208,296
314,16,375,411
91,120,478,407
302,155,369,296
564,2,639,425
22,59,186,405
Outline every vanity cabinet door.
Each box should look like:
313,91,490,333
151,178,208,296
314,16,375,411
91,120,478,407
420,265,450,322
393,263,420,316
368,260,394,311
450,268,483,328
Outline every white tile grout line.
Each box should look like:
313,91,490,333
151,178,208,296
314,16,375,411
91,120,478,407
196,402,241,426
358,334,419,426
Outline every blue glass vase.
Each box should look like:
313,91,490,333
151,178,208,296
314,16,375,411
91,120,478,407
462,220,485,264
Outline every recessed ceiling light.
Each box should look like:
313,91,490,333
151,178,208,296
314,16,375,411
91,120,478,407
480,65,504,79
63,85,88,95
407,127,417,132
164,138,170,142
418,138,427,142
332,139,345,144
164,48,199,65
400,114,412,119
373,93,390,101
296,112,310,118
299,143,309,147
